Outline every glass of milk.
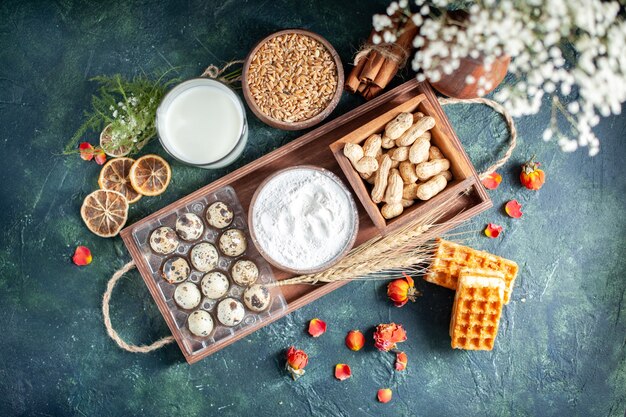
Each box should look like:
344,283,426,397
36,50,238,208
156,78,248,169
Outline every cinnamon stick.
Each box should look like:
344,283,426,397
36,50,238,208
345,30,376,93
372,19,418,90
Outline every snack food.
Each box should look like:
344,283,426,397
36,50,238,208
219,229,247,257
426,239,519,304
206,201,234,229
176,213,204,241
150,226,179,255
174,282,202,310
190,242,219,272
231,259,259,287
344,110,453,220
243,285,271,312
216,298,245,327
200,271,230,299
161,257,190,284
187,310,214,338
450,269,505,350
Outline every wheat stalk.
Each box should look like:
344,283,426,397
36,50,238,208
273,196,470,287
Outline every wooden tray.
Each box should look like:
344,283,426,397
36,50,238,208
120,80,492,364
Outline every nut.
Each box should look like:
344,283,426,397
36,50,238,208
415,174,448,200
344,143,378,173
399,161,418,184
415,158,450,181
381,203,404,219
362,134,382,157
390,146,410,162
429,145,444,160
402,183,419,200
343,143,364,165
401,198,415,208
409,136,431,164
440,170,453,181
381,134,396,149
384,112,413,140
395,117,435,147
412,111,424,123
371,154,392,203
384,169,403,204
355,156,378,173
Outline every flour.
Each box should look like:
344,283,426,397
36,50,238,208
251,168,356,270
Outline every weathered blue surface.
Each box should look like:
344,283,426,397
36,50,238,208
0,1,624,416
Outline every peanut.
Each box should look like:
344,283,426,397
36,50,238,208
381,203,404,219
384,112,413,140
412,111,424,123
390,158,400,168
429,145,444,160
355,156,378,173
384,169,403,204
364,170,377,184
371,154,392,203
402,183,419,200
401,198,415,208
362,134,382,157
415,158,450,181
390,146,409,162
440,170,453,181
399,161,418,184
415,174,447,200
381,134,396,149
395,117,435,147
409,136,431,164
343,143,364,166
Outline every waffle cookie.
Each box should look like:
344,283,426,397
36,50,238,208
426,239,518,304
450,269,505,350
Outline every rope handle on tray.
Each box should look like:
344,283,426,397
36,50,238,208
102,260,174,352
102,97,517,353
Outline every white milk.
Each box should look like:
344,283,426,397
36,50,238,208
157,79,247,168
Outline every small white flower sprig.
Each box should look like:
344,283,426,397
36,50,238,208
373,0,626,156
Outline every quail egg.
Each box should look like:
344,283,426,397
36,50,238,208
243,284,271,312
150,226,179,255
219,229,247,257
231,259,259,287
216,298,245,327
206,201,234,229
200,271,230,299
174,282,201,310
161,257,190,284
187,309,214,337
175,212,204,241
190,242,219,272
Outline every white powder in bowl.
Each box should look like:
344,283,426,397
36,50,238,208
251,167,357,271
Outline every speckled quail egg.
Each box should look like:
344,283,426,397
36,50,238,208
206,201,234,229
161,257,190,284
187,309,214,337
231,259,259,287
150,226,179,255
175,213,204,241
219,229,247,257
243,284,271,312
216,298,245,327
190,242,219,272
200,271,230,299
174,282,202,310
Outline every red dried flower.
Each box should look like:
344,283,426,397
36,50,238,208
308,318,327,337
285,346,308,380
377,388,392,403
79,142,94,161
520,157,545,190
72,246,92,266
484,223,503,238
345,330,365,351
504,200,523,218
334,363,352,381
395,351,408,371
387,272,420,307
373,323,407,352
481,172,502,190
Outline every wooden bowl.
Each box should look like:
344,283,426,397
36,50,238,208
329,88,478,236
242,29,344,131
430,54,510,99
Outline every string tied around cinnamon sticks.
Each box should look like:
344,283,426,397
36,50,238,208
101,95,517,353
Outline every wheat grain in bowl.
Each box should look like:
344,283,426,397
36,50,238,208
246,32,339,124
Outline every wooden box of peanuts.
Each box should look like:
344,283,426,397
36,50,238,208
330,90,481,235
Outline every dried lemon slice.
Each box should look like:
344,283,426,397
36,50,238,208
98,157,142,204
100,124,132,157
80,189,129,237
129,154,171,196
